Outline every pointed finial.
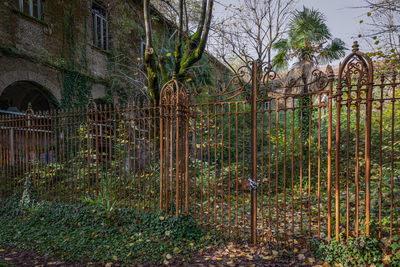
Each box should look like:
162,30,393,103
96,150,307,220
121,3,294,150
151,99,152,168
326,65,335,80
352,41,359,53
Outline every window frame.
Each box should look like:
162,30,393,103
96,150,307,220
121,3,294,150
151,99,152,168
92,1,109,51
19,0,43,20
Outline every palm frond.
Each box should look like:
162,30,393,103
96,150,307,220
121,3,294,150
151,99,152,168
318,38,347,64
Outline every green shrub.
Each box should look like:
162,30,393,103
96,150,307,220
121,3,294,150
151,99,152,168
311,235,399,266
0,199,218,264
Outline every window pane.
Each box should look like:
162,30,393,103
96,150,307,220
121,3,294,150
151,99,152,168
23,0,30,14
33,0,38,18
92,2,108,50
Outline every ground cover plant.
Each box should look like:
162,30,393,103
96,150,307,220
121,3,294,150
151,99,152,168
0,195,219,265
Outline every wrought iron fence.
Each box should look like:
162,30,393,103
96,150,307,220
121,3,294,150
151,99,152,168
0,42,399,246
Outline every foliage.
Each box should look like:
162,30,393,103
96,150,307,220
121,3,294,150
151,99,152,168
311,235,399,266
272,6,346,70
0,199,218,265
359,0,400,71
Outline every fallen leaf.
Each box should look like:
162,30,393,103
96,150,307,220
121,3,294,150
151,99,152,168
229,254,236,258
166,254,172,260
216,258,223,260
0,249,4,252
297,254,305,261
163,259,169,265
382,254,391,264
272,250,279,257
306,257,315,264
112,255,118,261
105,263,112,267
159,216,165,221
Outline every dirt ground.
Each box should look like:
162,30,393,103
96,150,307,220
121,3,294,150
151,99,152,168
0,243,323,266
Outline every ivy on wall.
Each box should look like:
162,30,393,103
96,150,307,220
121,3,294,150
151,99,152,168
60,2,92,108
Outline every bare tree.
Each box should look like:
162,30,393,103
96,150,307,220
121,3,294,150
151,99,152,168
360,0,400,70
212,0,297,71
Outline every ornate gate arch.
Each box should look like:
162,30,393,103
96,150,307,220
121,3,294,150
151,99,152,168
159,79,190,216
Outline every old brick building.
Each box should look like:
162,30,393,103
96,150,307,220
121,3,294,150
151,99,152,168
0,0,228,112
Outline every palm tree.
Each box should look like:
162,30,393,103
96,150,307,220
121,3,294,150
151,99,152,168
272,6,346,151
272,6,346,70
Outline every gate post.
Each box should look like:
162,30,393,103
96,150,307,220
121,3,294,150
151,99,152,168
250,60,259,245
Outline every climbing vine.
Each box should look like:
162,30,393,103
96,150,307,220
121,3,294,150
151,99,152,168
60,1,92,108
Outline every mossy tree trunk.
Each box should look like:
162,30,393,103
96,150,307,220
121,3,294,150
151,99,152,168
143,0,214,107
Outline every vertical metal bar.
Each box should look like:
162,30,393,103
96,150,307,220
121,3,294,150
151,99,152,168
228,103,232,235
317,95,322,239
308,97,312,239
250,60,258,245
175,103,180,216
159,104,164,210
390,73,396,242
185,106,189,214
327,74,334,239
345,93,351,241
364,70,373,237
335,89,342,242
378,75,384,239
355,86,361,238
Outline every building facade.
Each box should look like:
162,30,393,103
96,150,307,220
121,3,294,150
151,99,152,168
0,0,229,112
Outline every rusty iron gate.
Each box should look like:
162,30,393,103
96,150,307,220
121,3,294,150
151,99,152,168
0,43,399,245
158,42,399,245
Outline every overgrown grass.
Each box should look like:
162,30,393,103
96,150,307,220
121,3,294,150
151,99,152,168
0,197,220,265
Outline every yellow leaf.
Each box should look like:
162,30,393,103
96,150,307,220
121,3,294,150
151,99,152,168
137,57,142,61
166,53,172,57
112,255,118,261
216,258,223,260
186,78,192,82
159,216,165,221
229,254,235,258
382,254,391,264
0,249,5,252
306,257,315,264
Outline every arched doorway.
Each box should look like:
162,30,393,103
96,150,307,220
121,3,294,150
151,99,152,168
0,81,58,112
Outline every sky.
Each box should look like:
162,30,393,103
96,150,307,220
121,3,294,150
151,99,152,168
214,0,369,66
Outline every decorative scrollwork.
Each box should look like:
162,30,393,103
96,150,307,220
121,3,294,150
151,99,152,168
192,64,252,102
259,64,330,98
